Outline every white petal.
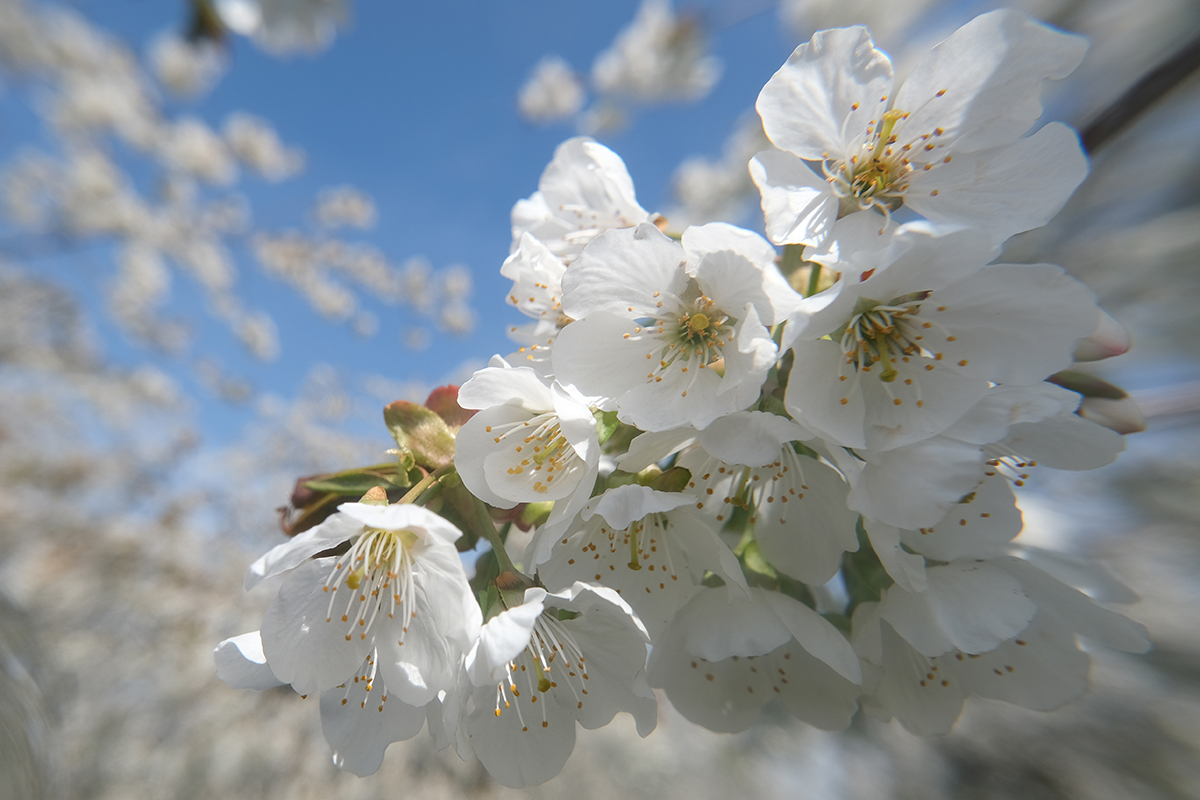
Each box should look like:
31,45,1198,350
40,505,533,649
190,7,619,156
616,428,698,472
757,25,894,161
457,363,557,411
467,680,578,788
582,484,694,528
864,519,928,594
466,591,546,686
955,612,1090,711
1004,412,1125,471
906,123,1088,240
758,589,861,683
673,585,791,660
214,631,284,691
996,558,1149,652
338,503,464,546
872,621,967,734
685,223,799,326
697,411,809,465
245,512,361,590
893,9,1087,153
941,382,1080,445
754,454,861,586
848,436,987,530
880,561,1036,656
786,338,867,449
261,558,372,696
320,672,427,776
560,223,687,320
749,148,838,247
899,474,1022,561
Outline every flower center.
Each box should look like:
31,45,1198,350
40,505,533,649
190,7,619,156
840,300,924,383
322,527,418,644
492,612,589,731
487,412,581,495
824,98,953,221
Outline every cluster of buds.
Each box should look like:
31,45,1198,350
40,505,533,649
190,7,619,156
218,9,1149,787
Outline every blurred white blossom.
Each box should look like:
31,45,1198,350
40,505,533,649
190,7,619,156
592,0,721,104
518,55,586,124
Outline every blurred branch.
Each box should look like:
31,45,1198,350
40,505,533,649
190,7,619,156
1081,26,1200,153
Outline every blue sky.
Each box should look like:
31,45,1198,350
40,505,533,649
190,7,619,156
55,0,806,447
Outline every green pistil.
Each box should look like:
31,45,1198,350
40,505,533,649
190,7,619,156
627,521,642,570
875,334,898,383
532,435,565,466
533,656,552,693
868,109,905,164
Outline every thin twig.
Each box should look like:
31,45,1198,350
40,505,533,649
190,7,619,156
1080,27,1200,154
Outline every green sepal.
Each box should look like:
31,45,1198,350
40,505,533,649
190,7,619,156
594,409,621,445
301,473,404,495
775,573,815,609
496,570,537,611
648,466,691,494
758,393,790,419
417,469,483,553
518,501,553,530
739,539,777,580
475,567,503,623
1047,369,1128,400
790,440,820,460
842,516,893,614
383,400,457,470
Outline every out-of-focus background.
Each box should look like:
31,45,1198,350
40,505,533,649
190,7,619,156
1,0,1198,797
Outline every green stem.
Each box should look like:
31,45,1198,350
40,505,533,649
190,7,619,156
806,262,823,297
398,463,453,505
470,493,517,575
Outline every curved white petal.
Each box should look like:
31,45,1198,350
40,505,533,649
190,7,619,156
560,223,687,320
466,589,547,687
320,668,427,776
685,223,799,326
214,631,284,691
864,519,928,593
749,148,837,247
260,558,373,696
758,589,861,683
880,561,1036,656
697,411,810,467
338,503,464,547
757,25,894,161
894,9,1087,153
906,123,1088,240
245,512,361,591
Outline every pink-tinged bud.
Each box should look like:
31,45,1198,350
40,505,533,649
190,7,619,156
1074,310,1131,362
1079,396,1146,434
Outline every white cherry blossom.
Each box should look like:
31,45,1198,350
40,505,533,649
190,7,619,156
751,10,1089,250
839,381,1125,531
511,136,657,265
591,0,722,104
216,631,431,776
784,226,1100,453
463,584,656,788
456,360,600,533
553,222,797,431
648,585,861,732
249,502,481,702
853,557,1150,735
655,411,861,586
536,484,747,637
518,55,586,124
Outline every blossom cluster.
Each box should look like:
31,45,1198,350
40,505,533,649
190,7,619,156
218,10,1149,787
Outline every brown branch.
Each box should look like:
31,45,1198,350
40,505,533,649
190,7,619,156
1080,27,1200,154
